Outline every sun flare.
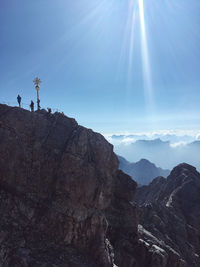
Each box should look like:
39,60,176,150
138,0,154,113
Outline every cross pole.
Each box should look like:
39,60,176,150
33,77,41,110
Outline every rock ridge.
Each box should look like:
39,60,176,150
0,104,187,266
0,104,119,266
136,163,200,267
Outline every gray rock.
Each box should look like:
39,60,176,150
136,163,200,267
0,104,186,267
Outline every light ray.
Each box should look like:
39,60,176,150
138,0,154,114
117,1,136,78
117,0,137,107
128,1,137,82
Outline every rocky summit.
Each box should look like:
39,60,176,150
136,163,200,267
0,104,194,267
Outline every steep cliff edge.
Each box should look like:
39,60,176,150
0,104,120,266
0,104,185,267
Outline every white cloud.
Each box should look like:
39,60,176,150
103,130,200,146
170,141,187,148
121,137,136,145
103,130,200,170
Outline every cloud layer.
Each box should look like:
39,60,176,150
104,130,200,170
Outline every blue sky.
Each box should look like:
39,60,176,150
0,0,200,134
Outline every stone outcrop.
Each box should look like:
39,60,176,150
0,104,189,266
0,104,120,266
136,163,200,267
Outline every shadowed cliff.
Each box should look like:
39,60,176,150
0,104,186,267
136,163,200,267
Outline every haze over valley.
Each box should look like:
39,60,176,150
106,131,200,170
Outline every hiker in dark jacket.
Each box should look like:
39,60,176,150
30,101,34,112
17,95,21,107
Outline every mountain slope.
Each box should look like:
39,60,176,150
136,163,200,267
118,156,170,185
0,104,186,267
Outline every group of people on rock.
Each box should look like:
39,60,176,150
17,94,36,111
17,95,51,114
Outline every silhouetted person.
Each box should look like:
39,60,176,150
17,95,21,107
47,107,52,114
37,99,41,110
30,101,34,112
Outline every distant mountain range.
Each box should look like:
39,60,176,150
118,155,170,185
114,138,200,170
110,133,196,143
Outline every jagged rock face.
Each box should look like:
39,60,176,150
136,163,200,267
0,104,189,267
0,104,122,266
0,104,145,267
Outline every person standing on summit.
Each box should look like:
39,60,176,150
17,94,21,107
30,101,34,112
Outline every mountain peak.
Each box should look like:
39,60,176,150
118,156,170,185
0,104,122,266
136,163,200,266
168,163,200,185
1,103,177,266
171,162,197,175
136,158,156,166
